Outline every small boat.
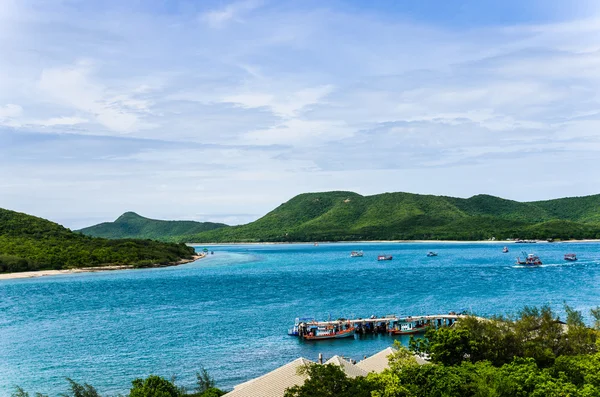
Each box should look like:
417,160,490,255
350,250,364,257
502,247,509,253
314,242,319,246
426,252,438,257
288,317,316,336
564,253,577,261
303,326,355,341
388,319,429,335
516,252,542,266
210,251,214,255
377,255,393,261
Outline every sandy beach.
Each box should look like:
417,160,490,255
0,253,206,281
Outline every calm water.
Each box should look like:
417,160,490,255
2,242,600,395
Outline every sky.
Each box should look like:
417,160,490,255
2,0,600,228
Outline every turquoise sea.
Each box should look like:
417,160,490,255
2,242,600,395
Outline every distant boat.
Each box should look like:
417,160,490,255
516,252,542,266
377,255,393,261
515,239,536,244
426,252,438,257
350,250,364,257
564,253,577,261
210,251,214,255
502,247,509,253
314,242,319,246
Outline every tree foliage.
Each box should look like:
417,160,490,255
287,305,600,397
0,208,196,274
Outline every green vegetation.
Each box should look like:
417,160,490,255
13,372,225,397
183,191,600,242
286,305,600,397
0,208,196,274
77,212,227,242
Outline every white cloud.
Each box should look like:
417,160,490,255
200,0,263,28
37,62,152,133
4,1,600,227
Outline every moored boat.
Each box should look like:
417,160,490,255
426,251,438,257
516,252,542,266
564,253,577,261
350,250,364,257
303,325,356,341
377,254,393,261
388,320,429,335
502,246,509,253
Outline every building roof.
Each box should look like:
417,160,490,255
324,355,369,378
223,358,314,397
356,347,395,373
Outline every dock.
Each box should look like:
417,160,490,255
289,313,475,338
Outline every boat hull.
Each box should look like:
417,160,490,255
303,328,355,341
388,328,427,336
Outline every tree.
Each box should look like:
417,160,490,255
59,379,100,397
129,375,181,397
284,364,372,397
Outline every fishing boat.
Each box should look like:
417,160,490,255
502,246,509,253
303,325,356,341
564,253,578,261
350,250,364,257
516,252,542,266
388,319,429,335
426,251,438,257
288,317,316,336
377,255,393,261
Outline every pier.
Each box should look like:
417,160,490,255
289,313,475,339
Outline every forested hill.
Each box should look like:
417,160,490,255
0,208,196,274
184,191,600,242
77,211,228,242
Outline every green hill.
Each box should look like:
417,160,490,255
0,208,196,274
183,191,600,242
77,212,228,242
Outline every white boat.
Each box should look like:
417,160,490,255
350,250,364,257
426,252,438,257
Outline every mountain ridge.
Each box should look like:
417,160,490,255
77,211,228,242
77,191,600,243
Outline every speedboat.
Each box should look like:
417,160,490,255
564,253,577,261
502,247,509,253
426,252,438,257
516,252,542,266
377,255,393,261
350,250,364,257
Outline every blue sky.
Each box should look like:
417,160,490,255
2,0,600,228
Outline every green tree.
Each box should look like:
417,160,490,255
129,375,181,397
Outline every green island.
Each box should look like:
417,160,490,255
77,211,227,242
79,191,600,242
13,305,600,397
0,208,196,274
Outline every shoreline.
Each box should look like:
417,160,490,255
0,253,206,281
188,239,600,246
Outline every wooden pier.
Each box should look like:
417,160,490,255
289,313,474,339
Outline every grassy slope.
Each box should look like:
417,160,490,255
77,212,228,242
0,208,196,273
186,191,600,242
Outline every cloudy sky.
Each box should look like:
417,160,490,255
2,0,600,228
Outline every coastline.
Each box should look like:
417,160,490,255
0,253,206,281
188,239,600,246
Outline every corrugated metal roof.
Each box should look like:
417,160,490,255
223,358,313,397
324,355,369,378
356,347,395,373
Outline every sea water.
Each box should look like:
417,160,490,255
2,242,600,395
